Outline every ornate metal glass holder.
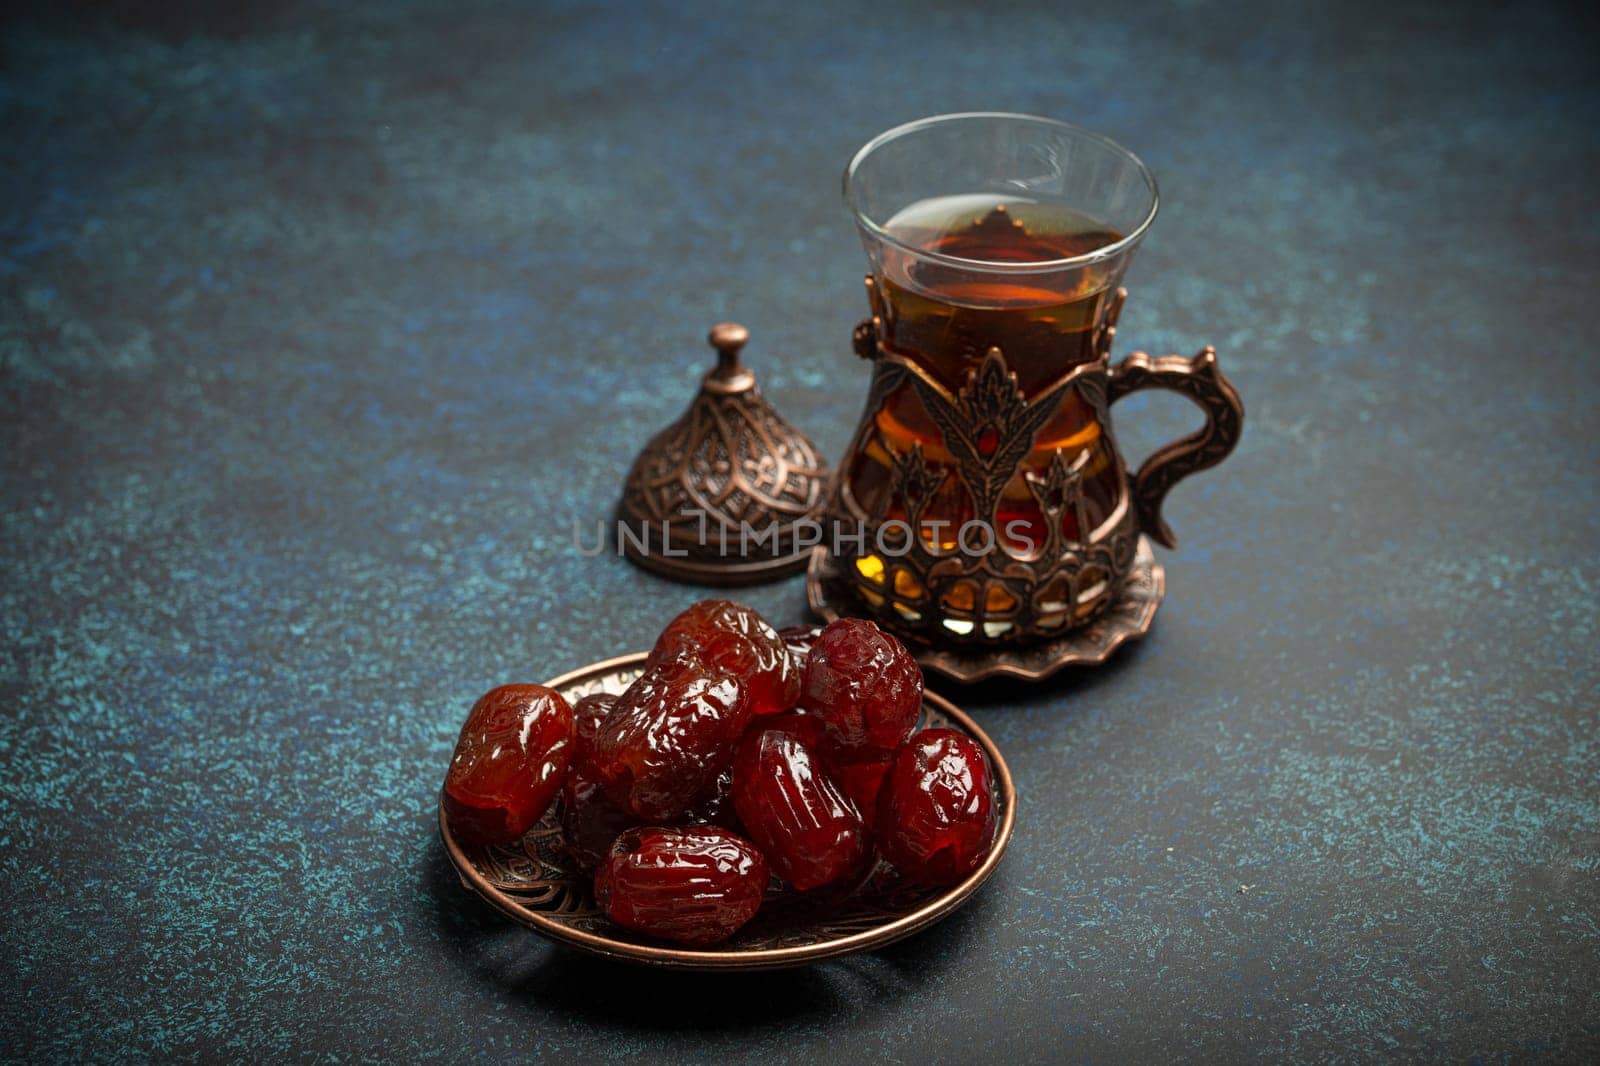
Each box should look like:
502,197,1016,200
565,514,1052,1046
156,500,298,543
807,288,1243,684
813,114,1245,683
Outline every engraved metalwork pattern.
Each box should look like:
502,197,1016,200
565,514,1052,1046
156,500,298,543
911,347,1070,530
822,288,1240,658
828,326,1141,648
617,324,830,584
621,388,826,536
440,653,1015,971
809,536,1165,683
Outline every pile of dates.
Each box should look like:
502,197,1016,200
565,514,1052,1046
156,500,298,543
442,600,999,946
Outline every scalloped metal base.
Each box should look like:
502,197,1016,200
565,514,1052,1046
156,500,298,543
806,535,1165,683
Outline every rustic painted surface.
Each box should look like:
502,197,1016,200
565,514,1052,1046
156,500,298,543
2,0,1597,1059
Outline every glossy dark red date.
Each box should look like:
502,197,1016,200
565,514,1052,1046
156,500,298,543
589,653,751,821
564,708,740,869
571,692,618,761
754,708,826,751
731,727,870,891
682,765,742,832
800,618,922,761
829,755,895,817
443,684,574,846
776,623,824,667
649,599,800,715
876,728,998,886
593,826,768,946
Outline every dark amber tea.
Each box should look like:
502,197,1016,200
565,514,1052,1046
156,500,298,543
833,114,1241,648
847,194,1128,555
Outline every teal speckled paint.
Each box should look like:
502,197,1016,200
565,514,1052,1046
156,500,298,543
2,0,1597,1060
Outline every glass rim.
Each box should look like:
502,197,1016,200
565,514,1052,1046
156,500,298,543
843,111,1160,275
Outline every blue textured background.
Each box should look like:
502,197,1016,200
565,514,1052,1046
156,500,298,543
3,0,1597,1060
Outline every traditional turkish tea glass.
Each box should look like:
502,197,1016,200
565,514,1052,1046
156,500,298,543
831,113,1242,645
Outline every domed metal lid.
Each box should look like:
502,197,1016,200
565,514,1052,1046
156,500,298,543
616,323,831,585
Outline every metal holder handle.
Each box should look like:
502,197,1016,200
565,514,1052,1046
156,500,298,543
1107,346,1244,550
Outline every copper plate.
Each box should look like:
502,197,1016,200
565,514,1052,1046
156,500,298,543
807,535,1165,684
439,652,1015,971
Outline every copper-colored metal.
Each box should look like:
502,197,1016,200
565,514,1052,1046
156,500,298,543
1107,345,1244,549
819,288,1242,658
616,323,830,586
809,536,1164,683
439,652,1015,971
